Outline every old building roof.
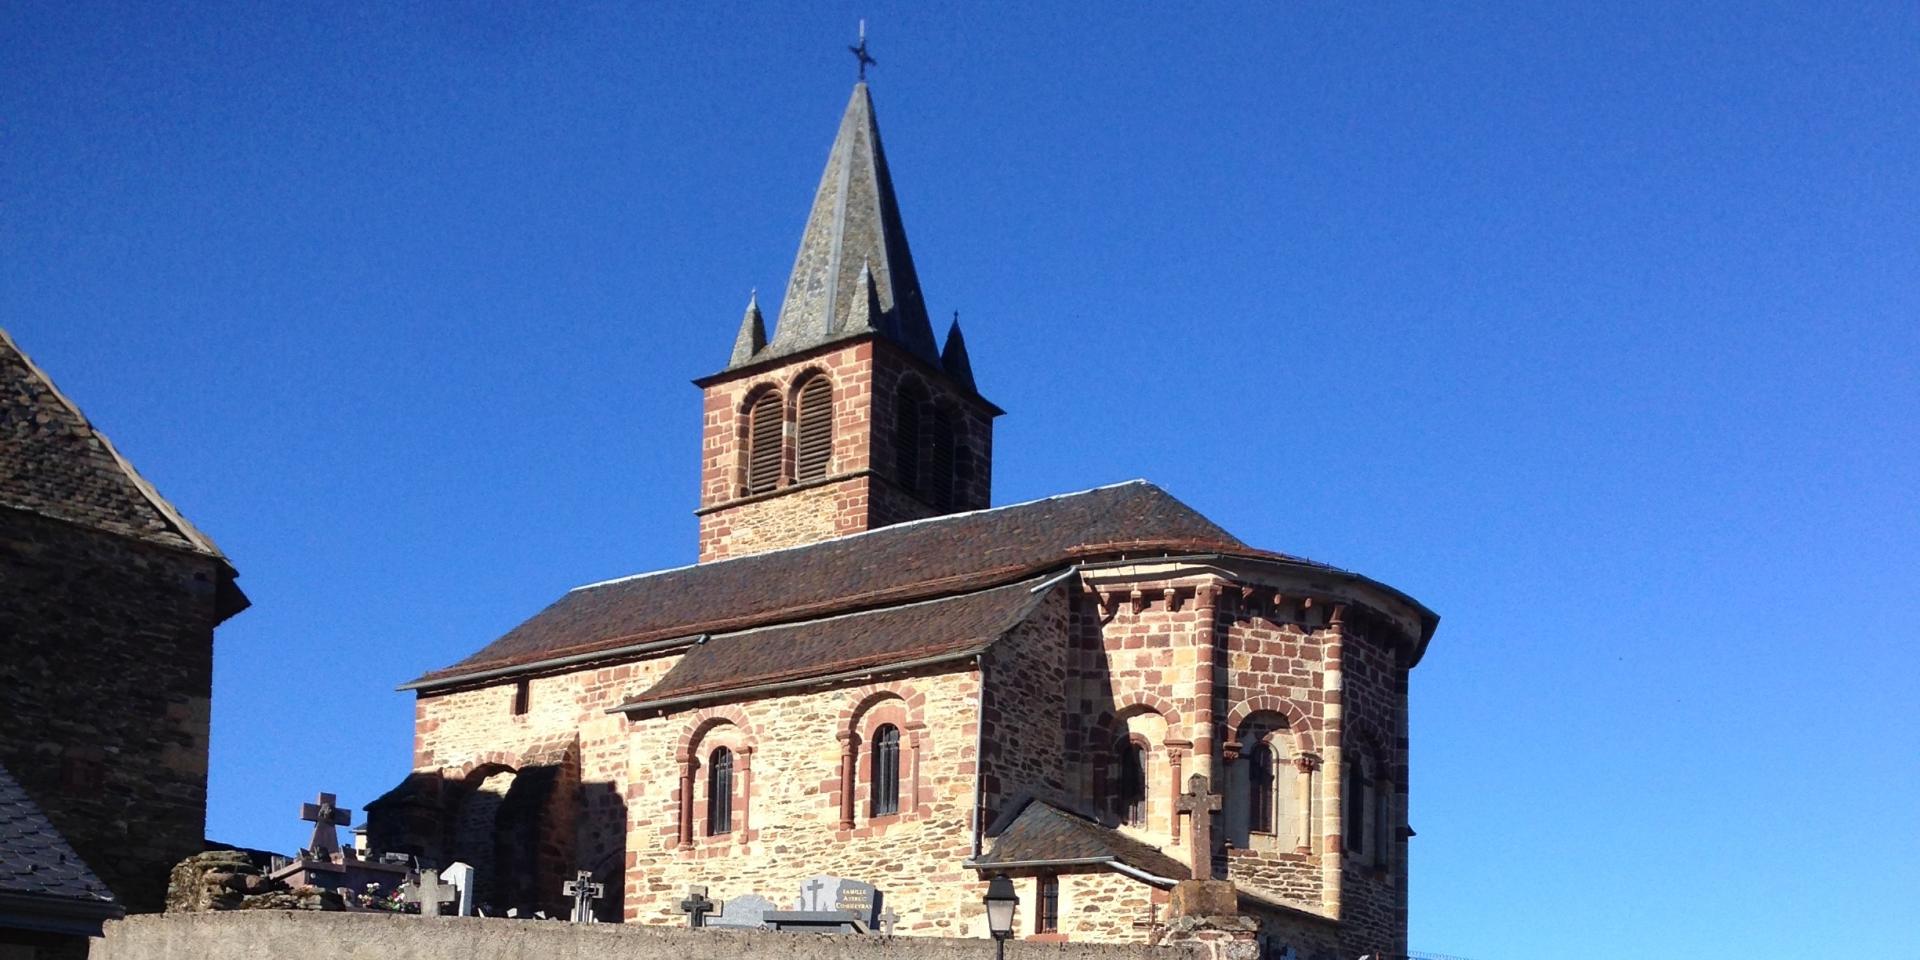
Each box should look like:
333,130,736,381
0,327,231,560
0,764,123,935
405,480,1263,690
618,574,1059,713
731,83,944,375
971,798,1191,883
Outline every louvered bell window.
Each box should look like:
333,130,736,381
893,387,922,492
794,376,834,482
745,393,782,495
928,408,955,510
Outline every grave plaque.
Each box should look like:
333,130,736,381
442,862,476,917
832,879,883,929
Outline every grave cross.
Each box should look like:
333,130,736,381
1174,773,1223,880
562,870,605,923
299,792,352,862
402,868,458,918
802,877,828,911
677,885,718,929
877,908,899,937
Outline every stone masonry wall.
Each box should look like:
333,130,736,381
979,585,1070,827
624,664,993,937
95,912,1215,960
0,508,226,913
695,338,995,562
1322,612,1409,958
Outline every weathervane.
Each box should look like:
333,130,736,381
849,19,876,81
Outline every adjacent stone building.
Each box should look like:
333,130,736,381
0,329,249,918
371,83,1438,959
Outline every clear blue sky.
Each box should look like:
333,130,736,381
5,3,1915,956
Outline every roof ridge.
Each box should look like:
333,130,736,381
0,326,224,558
568,478,1156,593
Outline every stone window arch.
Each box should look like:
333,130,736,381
838,685,925,829
1225,709,1315,853
675,708,757,848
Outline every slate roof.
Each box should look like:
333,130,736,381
725,83,958,381
619,574,1058,712
406,480,1268,689
0,326,226,558
972,799,1191,882
0,763,122,932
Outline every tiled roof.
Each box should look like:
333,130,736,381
973,799,1190,882
0,326,224,557
619,574,1058,712
0,764,121,910
408,480,1270,688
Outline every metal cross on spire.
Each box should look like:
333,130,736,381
849,20,876,81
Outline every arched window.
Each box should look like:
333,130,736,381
706,747,733,835
1117,740,1148,826
870,724,901,816
1248,742,1276,835
745,393,782,495
1344,755,1364,856
927,407,955,509
893,383,923,492
794,375,834,482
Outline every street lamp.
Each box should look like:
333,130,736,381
983,873,1019,960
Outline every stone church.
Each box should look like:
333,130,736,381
370,82,1438,959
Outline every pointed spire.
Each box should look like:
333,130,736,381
729,291,767,367
941,312,976,391
759,83,939,368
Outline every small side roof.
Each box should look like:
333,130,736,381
970,798,1190,884
0,764,123,936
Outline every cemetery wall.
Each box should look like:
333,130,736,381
0,508,226,914
92,912,1216,960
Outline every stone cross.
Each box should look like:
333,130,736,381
562,870,605,923
877,908,899,937
801,877,828,910
1174,773,1223,879
403,868,458,918
677,885,718,928
299,792,352,862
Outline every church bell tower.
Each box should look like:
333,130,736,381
692,83,1000,563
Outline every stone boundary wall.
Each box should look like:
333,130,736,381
94,912,1209,960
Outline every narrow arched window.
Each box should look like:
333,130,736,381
870,724,901,816
1248,742,1276,835
893,383,923,492
745,393,782,495
1118,740,1147,826
927,407,955,510
706,747,733,835
794,376,834,482
1344,756,1364,856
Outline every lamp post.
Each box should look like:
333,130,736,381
983,874,1019,960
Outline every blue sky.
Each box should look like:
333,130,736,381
4,3,1915,956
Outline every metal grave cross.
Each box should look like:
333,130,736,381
1174,773,1223,879
562,870,605,923
402,868,458,918
299,792,352,861
677,885,718,929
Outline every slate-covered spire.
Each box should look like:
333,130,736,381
751,82,940,369
840,260,885,336
941,313,976,391
729,292,768,366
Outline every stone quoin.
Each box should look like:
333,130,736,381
367,80,1439,960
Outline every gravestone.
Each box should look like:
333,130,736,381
832,879,884,929
403,868,458,918
877,908,899,937
300,792,352,862
442,862,476,917
708,894,776,929
797,875,841,911
564,870,605,923
675,885,719,929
